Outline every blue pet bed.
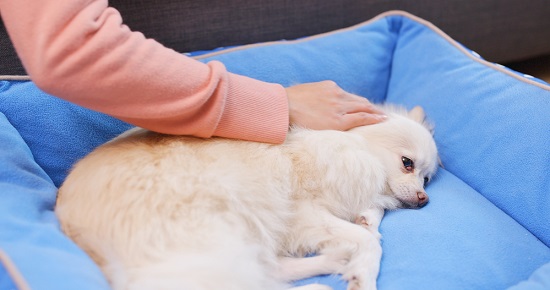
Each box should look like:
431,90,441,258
1,11,549,290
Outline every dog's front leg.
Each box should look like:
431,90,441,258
277,256,337,290
291,207,382,290
354,208,384,237
277,254,348,282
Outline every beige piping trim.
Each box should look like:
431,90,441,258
0,75,31,81
0,248,31,290
1,11,549,90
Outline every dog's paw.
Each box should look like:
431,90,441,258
343,272,377,290
342,257,380,290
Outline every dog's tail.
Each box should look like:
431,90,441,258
105,224,285,290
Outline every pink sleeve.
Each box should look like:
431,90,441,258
0,0,289,143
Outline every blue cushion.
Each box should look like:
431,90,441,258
509,262,550,290
0,113,110,290
0,10,549,290
382,15,550,247
378,169,550,290
0,80,132,188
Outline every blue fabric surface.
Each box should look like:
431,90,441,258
0,261,17,290
0,113,110,290
0,10,549,290
509,262,550,290
0,81,132,188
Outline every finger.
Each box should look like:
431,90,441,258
340,112,387,130
343,94,385,115
344,100,385,116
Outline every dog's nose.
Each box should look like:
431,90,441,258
417,191,429,207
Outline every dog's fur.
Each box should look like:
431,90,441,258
55,105,438,290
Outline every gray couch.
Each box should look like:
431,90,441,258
1,0,550,76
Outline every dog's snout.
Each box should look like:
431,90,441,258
417,191,429,207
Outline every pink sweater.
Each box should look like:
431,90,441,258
0,0,289,143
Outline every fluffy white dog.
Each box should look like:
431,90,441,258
56,105,438,290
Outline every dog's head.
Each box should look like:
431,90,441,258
352,105,439,209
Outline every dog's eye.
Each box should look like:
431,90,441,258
423,177,429,188
402,156,414,172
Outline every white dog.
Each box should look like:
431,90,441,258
56,105,438,290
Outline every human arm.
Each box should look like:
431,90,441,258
0,0,288,143
0,0,384,144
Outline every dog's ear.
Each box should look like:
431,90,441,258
408,106,435,135
408,106,426,123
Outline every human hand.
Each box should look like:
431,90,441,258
285,81,387,131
